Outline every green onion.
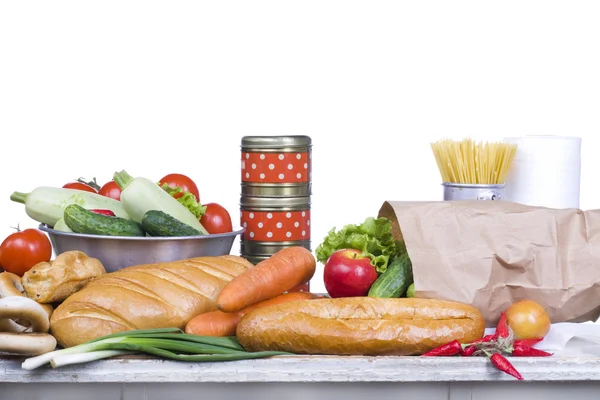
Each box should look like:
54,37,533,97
86,328,184,342
22,328,291,370
86,328,244,351
51,350,133,368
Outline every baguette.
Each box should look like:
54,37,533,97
50,255,253,348
186,291,317,337
236,297,485,356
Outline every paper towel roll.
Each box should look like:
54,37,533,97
503,135,581,209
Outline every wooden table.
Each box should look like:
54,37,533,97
2,355,600,400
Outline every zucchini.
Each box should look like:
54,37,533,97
142,210,204,237
64,204,145,237
10,187,131,226
113,170,209,235
368,252,413,298
406,283,415,298
53,218,73,233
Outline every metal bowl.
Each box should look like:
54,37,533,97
39,225,245,273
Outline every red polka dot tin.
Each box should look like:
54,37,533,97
239,136,313,291
241,136,312,197
239,196,311,244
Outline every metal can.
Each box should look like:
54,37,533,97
241,136,312,197
239,196,311,243
442,182,506,201
241,240,311,256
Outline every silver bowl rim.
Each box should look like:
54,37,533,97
39,224,246,241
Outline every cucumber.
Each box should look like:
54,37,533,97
368,252,413,298
113,170,209,234
10,187,131,226
142,210,204,237
64,204,145,237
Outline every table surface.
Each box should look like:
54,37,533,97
2,354,600,383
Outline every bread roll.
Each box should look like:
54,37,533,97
236,297,485,356
22,251,106,304
50,255,253,348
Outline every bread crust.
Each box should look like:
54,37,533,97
236,297,486,356
50,255,252,348
22,251,106,304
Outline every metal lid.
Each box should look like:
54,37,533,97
241,136,312,149
241,182,311,198
240,196,311,209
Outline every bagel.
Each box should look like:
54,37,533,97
0,296,50,333
0,332,57,356
0,272,53,318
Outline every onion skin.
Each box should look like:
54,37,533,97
505,300,551,340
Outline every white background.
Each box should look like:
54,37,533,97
1,1,599,293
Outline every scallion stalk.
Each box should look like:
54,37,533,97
22,328,292,370
50,350,132,368
85,328,184,342
22,337,126,370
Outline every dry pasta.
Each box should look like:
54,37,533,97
431,138,517,184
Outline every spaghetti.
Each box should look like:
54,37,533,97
431,138,517,184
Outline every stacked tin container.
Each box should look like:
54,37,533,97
240,136,312,291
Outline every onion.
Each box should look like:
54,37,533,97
505,300,551,340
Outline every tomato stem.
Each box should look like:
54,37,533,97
77,177,101,191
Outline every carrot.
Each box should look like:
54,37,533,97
186,292,316,336
216,247,316,313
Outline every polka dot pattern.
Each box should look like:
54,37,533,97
241,152,311,183
241,210,311,241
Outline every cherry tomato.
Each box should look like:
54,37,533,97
0,229,52,276
159,174,200,202
505,299,551,340
200,203,233,234
62,182,98,193
98,180,122,201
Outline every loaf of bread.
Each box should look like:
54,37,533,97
236,297,485,356
50,255,253,348
22,251,106,304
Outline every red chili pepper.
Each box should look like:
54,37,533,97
512,344,553,357
513,338,543,347
422,340,463,356
470,334,497,344
490,353,524,380
461,345,477,356
90,209,116,217
495,312,509,339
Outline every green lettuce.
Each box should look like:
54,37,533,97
315,216,403,273
160,183,207,219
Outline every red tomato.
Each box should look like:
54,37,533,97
62,182,98,193
98,180,122,201
200,203,233,234
0,229,52,276
159,174,200,202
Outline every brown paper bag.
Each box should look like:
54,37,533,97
379,200,600,327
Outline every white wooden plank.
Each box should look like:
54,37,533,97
2,356,600,383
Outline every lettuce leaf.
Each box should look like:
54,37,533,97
160,183,207,219
315,216,402,274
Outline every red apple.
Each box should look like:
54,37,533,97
323,249,379,298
